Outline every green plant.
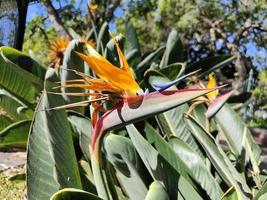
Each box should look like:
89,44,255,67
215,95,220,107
249,69,267,128
0,46,46,149
1,21,266,200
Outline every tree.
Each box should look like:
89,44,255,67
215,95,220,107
116,0,267,85
23,0,122,62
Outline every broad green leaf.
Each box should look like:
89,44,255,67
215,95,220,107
27,69,82,200
2,46,46,79
0,120,31,148
258,194,267,200
50,188,103,200
145,181,169,200
137,46,165,73
125,19,141,57
159,62,184,80
78,160,97,194
61,40,86,113
186,55,235,78
184,114,252,199
104,134,148,200
96,22,109,53
221,187,238,200
125,49,139,61
146,72,205,159
29,50,48,71
159,29,183,69
68,114,92,162
255,181,267,200
215,103,261,172
191,104,207,127
0,90,33,121
0,115,13,131
145,123,223,200
0,46,43,104
126,124,203,200
125,19,141,69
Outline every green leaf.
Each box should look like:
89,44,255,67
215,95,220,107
96,22,109,53
125,19,141,70
29,50,48,71
255,182,267,200
61,40,86,113
145,181,169,200
78,160,97,194
0,46,43,104
145,123,223,200
104,134,148,200
50,188,103,200
68,114,92,162
0,90,33,121
215,104,261,172
221,187,238,200
125,19,141,57
0,120,31,148
8,173,26,182
146,73,205,159
186,55,235,78
125,49,140,62
126,124,203,200
27,69,82,200
159,29,183,69
159,62,185,80
2,46,46,79
0,115,13,131
137,46,165,73
191,104,207,127
184,114,252,199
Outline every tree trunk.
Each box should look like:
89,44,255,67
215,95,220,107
41,0,71,38
16,0,28,50
227,44,247,78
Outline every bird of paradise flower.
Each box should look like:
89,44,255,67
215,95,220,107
50,37,222,153
49,37,223,199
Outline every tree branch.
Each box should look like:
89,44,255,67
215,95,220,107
41,0,72,38
105,0,121,22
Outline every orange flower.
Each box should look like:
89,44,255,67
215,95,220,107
87,39,95,49
66,39,142,97
55,38,142,125
49,36,70,69
88,2,98,14
80,36,96,49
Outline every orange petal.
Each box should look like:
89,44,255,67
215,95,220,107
111,36,133,77
76,48,140,94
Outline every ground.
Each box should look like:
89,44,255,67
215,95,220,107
0,151,26,200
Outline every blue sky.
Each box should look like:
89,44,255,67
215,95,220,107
26,0,266,70
26,0,123,32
